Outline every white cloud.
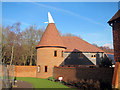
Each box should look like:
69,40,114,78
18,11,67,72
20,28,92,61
102,43,113,49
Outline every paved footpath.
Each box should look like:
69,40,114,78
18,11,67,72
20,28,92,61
12,80,34,90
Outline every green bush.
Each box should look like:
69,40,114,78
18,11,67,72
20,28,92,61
47,76,55,81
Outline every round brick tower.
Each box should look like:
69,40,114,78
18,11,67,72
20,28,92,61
36,12,66,78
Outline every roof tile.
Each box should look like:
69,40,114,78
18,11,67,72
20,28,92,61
37,23,66,48
62,36,104,52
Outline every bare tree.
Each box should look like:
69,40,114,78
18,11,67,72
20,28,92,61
2,23,44,65
62,33,82,39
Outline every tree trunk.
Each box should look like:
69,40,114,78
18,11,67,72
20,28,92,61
29,54,33,66
2,52,6,63
10,46,14,65
29,46,34,66
23,55,28,66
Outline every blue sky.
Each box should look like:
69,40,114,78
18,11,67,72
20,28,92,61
2,2,118,47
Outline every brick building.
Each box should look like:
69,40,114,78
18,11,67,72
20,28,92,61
36,12,107,78
108,9,120,88
108,9,120,62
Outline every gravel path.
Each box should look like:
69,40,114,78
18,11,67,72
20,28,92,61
12,80,34,90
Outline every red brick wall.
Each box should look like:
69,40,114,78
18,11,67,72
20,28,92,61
53,67,114,84
112,62,120,88
37,47,65,78
15,66,37,77
113,21,120,62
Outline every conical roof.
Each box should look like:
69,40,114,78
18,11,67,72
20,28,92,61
108,9,120,23
37,23,66,48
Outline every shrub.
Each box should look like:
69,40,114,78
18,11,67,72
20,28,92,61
47,76,55,81
61,81,67,85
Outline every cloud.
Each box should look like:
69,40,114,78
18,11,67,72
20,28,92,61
102,43,113,49
31,2,104,26
93,41,113,46
44,22,48,23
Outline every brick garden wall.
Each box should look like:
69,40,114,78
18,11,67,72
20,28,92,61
53,67,114,84
15,66,37,77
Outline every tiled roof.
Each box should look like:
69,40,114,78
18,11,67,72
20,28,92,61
37,23,104,52
37,23,66,48
62,36,104,52
108,9,120,23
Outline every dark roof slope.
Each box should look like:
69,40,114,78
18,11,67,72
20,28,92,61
62,36,104,52
108,9,120,23
37,23,66,48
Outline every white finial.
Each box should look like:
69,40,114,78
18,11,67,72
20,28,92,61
48,12,54,23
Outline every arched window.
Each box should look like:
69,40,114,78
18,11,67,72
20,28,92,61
54,51,57,57
38,65,40,72
91,54,96,58
91,55,93,57
45,66,48,72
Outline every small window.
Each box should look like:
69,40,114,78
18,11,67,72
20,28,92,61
38,65,40,72
62,51,64,57
45,66,48,72
91,55,93,57
54,51,57,57
91,54,96,58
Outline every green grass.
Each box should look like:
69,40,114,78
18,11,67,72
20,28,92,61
16,77,70,88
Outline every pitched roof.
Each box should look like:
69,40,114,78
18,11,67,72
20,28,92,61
62,36,104,52
37,23,66,48
108,9,120,23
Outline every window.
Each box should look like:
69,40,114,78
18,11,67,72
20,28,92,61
45,66,48,72
38,65,40,72
91,54,96,58
91,55,93,57
54,51,57,57
61,51,64,57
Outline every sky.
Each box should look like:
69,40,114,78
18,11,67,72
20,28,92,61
2,2,119,48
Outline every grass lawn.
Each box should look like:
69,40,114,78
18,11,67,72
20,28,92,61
16,77,70,88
